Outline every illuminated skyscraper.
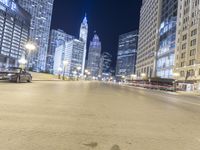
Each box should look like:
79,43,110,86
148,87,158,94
18,0,54,71
46,29,74,73
136,0,161,78
0,0,31,68
53,39,84,77
79,14,88,75
87,33,102,77
116,31,138,77
156,0,178,79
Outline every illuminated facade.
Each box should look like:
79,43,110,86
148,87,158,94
116,30,138,77
174,0,200,91
53,39,85,77
18,0,54,71
46,29,74,73
156,0,178,79
136,0,161,78
79,15,88,75
99,52,112,78
87,33,102,77
0,0,31,68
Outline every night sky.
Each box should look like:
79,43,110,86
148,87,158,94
51,0,142,68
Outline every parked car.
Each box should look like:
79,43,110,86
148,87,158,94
0,67,32,83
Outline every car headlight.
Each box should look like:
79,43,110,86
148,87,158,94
8,74,16,77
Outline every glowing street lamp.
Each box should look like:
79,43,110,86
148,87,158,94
25,42,36,51
62,60,68,80
24,42,36,69
141,73,146,78
58,67,63,79
77,66,82,78
18,58,27,65
173,72,180,92
18,58,27,69
131,74,137,80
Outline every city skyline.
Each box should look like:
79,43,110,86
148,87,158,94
51,0,142,67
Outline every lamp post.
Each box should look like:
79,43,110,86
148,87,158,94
24,42,36,69
141,73,146,87
62,60,68,80
58,67,63,79
173,72,180,92
77,66,82,79
18,57,27,69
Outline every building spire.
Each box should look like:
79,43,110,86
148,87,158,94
83,13,87,23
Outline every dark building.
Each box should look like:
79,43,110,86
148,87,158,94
99,52,112,78
87,33,102,77
156,0,178,78
0,0,31,69
116,30,138,77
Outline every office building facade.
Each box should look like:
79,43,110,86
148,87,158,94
53,39,85,77
174,0,200,91
46,29,74,73
18,0,54,71
136,0,161,78
0,0,31,69
87,33,102,77
99,52,112,78
156,0,178,79
116,30,138,77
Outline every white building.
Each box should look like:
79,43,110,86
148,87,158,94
79,15,88,75
136,0,161,78
18,0,54,72
46,29,74,73
53,39,85,77
174,0,200,91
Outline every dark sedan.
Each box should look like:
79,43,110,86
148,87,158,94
0,67,32,83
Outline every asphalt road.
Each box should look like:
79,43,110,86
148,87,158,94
0,81,200,150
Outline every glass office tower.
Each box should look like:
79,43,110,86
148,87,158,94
156,0,178,78
116,30,138,77
0,0,31,69
18,0,54,71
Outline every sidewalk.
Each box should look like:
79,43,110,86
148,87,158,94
177,91,200,96
120,83,200,97
31,72,62,81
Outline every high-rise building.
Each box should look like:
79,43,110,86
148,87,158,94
79,14,88,75
136,0,161,78
174,0,200,91
46,29,74,73
18,0,54,71
87,33,102,77
116,30,138,77
156,0,178,79
53,39,85,77
0,0,31,69
99,52,112,78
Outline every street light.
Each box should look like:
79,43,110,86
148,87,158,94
77,66,82,78
62,60,68,80
24,42,36,69
141,73,146,78
173,72,180,92
25,42,36,51
131,74,137,80
18,58,27,69
58,67,63,79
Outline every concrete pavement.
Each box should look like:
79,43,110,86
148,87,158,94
0,81,200,150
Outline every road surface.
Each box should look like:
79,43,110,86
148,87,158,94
0,81,200,150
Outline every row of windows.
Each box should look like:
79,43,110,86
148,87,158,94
180,69,200,77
